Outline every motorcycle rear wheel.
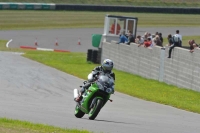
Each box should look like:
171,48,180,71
74,104,85,118
88,99,103,120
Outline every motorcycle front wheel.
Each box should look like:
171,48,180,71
88,99,103,120
74,104,85,118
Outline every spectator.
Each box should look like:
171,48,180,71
188,40,199,53
151,34,156,47
158,32,163,46
144,37,152,48
154,35,163,47
126,31,135,45
135,35,144,47
142,32,148,41
116,31,128,44
174,30,182,47
172,33,181,47
110,20,121,35
155,32,159,36
166,34,173,46
168,33,180,58
147,33,152,39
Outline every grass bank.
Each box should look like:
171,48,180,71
0,118,91,133
1,11,200,30
1,0,200,7
0,40,199,114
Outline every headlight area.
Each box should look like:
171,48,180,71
106,88,114,94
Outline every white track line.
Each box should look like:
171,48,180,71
6,39,13,48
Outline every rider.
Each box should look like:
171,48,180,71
75,59,115,102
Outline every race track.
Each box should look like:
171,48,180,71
1,27,200,52
0,52,200,133
0,27,200,133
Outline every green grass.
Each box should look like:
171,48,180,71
0,118,91,133
1,0,200,7
1,40,199,113
1,10,200,30
0,40,25,52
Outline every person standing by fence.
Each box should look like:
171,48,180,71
167,33,181,58
174,30,182,47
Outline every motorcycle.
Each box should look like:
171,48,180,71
73,71,114,120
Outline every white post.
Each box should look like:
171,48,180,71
159,47,165,82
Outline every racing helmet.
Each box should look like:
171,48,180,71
102,59,114,71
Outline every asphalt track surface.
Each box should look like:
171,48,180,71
0,27,200,133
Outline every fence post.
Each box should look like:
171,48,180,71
159,47,166,82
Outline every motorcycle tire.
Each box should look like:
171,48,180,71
88,99,103,120
74,104,85,118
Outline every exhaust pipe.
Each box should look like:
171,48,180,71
74,89,79,99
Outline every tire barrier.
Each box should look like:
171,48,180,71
87,49,100,64
0,2,55,10
87,49,93,62
91,50,98,63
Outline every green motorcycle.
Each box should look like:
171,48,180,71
74,72,114,120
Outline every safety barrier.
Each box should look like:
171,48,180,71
0,2,55,10
101,41,200,92
55,4,200,14
0,2,200,14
